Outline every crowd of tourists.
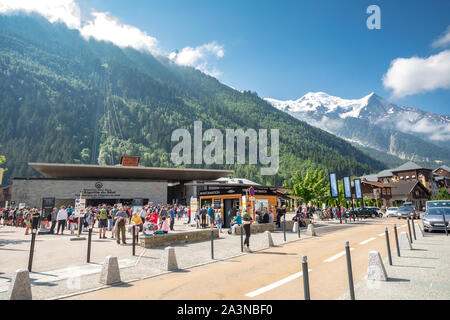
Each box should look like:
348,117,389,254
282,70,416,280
0,206,42,235
0,204,191,244
1,202,311,252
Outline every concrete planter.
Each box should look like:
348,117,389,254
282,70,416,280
140,229,219,248
232,223,275,235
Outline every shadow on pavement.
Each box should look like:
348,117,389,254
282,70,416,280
0,239,31,246
387,277,410,283
172,269,190,273
30,280,58,287
251,251,297,256
393,265,435,269
400,256,438,260
110,282,133,288
0,247,27,251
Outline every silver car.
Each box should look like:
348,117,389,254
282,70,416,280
422,207,450,232
397,206,417,219
385,207,399,217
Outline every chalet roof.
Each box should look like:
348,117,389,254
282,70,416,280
377,169,393,178
362,180,392,188
434,165,450,173
391,161,430,173
389,180,430,196
361,174,379,182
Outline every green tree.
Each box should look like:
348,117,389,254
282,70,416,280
0,155,7,185
290,168,329,206
433,188,450,200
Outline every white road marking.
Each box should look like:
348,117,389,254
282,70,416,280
359,237,376,245
324,248,354,263
245,269,312,298
378,233,385,237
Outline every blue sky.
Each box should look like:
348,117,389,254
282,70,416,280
3,0,449,114
84,0,450,115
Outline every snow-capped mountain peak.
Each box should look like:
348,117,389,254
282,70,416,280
265,92,450,149
265,91,380,119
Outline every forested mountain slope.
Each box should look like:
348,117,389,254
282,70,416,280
0,14,386,186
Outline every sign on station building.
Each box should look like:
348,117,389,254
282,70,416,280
120,156,140,167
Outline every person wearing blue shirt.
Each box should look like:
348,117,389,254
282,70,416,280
169,206,175,231
231,212,242,226
207,205,215,228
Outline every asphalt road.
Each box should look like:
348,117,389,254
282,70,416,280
67,218,411,300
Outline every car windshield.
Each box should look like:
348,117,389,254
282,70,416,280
427,201,450,208
399,206,414,211
426,208,450,216
387,207,398,211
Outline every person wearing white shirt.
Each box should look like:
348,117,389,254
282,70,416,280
139,207,147,222
56,206,68,234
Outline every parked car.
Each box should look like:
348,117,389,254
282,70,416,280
385,207,399,217
350,207,383,218
367,207,383,217
397,206,418,219
422,207,450,232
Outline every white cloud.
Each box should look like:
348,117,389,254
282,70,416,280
396,117,450,141
169,41,224,77
79,12,158,53
0,0,224,75
432,25,450,48
382,50,450,98
0,0,81,29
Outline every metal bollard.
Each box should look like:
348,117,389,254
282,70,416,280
298,220,301,238
411,216,417,240
302,256,310,300
385,227,392,266
283,215,286,242
87,227,92,263
407,217,413,244
211,230,214,260
132,225,136,256
394,224,400,257
345,241,355,300
240,225,244,252
28,228,37,272
443,214,449,237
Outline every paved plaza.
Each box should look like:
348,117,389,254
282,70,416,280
2,216,449,300
0,214,308,299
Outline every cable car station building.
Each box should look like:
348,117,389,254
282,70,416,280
11,161,233,208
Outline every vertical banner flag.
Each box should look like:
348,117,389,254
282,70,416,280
329,173,339,198
354,179,363,199
343,177,352,199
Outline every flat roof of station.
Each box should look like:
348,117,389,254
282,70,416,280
28,163,233,181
